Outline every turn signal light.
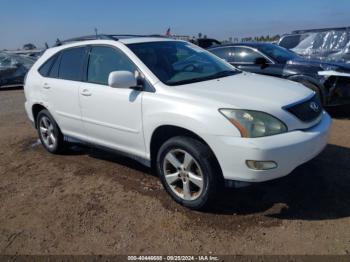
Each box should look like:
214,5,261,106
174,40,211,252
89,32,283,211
246,160,277,170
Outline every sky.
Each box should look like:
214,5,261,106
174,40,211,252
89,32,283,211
1,0,350,49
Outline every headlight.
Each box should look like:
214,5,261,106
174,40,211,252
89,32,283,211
219,109,287,138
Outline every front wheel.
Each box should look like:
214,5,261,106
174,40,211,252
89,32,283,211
156,136,222,210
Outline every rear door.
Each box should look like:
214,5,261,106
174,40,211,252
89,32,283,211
78,45,145,158
40,46,87,138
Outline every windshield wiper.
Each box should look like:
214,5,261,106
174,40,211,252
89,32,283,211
167,70,239,86
208,70,239,79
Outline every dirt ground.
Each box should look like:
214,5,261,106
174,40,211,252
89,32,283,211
1,89,350,255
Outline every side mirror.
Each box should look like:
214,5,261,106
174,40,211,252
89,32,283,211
108,71,141,90
254,57,268,65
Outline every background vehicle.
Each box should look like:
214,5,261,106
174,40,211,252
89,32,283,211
24,36,331,210
209,43,350,106
190,38,222,49
0,52,35,88
278,27,350,64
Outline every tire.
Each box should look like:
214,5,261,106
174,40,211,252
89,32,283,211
299,81,324,105
156,136,222,210
36,109,65,154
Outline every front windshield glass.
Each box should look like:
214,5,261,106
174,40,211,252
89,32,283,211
127,41,239,86
258,44,299,63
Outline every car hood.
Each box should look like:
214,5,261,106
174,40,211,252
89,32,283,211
170,72,313,111
164,72,322,131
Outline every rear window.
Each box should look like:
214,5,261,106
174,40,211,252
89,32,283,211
58,47,86,81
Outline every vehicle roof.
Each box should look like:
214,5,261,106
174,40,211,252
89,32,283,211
292,27,350,34
208,42,275,49
55,34,178,46
43,37,183,57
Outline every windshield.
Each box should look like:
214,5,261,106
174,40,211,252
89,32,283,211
258,44,299,63
127,41,239,86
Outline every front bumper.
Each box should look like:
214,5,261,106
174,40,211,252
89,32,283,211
206,111,332,182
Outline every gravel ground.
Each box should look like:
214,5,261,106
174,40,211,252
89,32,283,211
1,89,350,255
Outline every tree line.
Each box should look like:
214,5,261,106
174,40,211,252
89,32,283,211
240,35,281,42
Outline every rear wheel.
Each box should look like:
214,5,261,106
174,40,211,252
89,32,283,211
37,110,65,154
156,136,222,210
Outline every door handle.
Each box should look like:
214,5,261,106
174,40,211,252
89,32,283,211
81,89,92,96
43,83,50,89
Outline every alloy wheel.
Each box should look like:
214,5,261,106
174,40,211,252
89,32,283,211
163,149,204,201
39,116,57,149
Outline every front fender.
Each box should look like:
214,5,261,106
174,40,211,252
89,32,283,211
287,74,327,100
142,93,241,156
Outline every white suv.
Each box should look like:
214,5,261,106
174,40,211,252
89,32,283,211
24,36,331,209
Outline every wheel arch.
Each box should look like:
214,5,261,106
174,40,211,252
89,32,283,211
149,125,223,176
32,103,48,128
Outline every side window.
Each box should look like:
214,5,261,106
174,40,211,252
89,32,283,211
231,47,265,63
279,35,302,49
87,46,136,85
49,53,61,78
58,47,86,81
210,48,231,62
38,54,57,77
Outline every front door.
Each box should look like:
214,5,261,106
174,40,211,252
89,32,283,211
79,45,145,158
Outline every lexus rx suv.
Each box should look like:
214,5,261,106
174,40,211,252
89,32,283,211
24,36,331,210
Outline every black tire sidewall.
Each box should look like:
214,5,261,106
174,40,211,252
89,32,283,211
156,136,219,210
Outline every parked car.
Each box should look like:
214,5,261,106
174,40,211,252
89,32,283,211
0,52,35,88
209,43,350,106
191,38,221,49
278,27,350,63
24,36,331,209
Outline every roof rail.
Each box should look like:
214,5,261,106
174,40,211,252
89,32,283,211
54,34,116,46
54,34,168,47
109,34,167,38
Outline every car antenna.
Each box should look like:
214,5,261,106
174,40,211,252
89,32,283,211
55,38,62,46
94,28,98,39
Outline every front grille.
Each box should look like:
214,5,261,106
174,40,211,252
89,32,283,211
285,95,322,122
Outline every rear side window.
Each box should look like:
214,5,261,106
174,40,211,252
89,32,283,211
58,47,86,81
49,53,61,78
231,47,265,63
210,47,232,62
38,55,57,77
87,46,136,85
